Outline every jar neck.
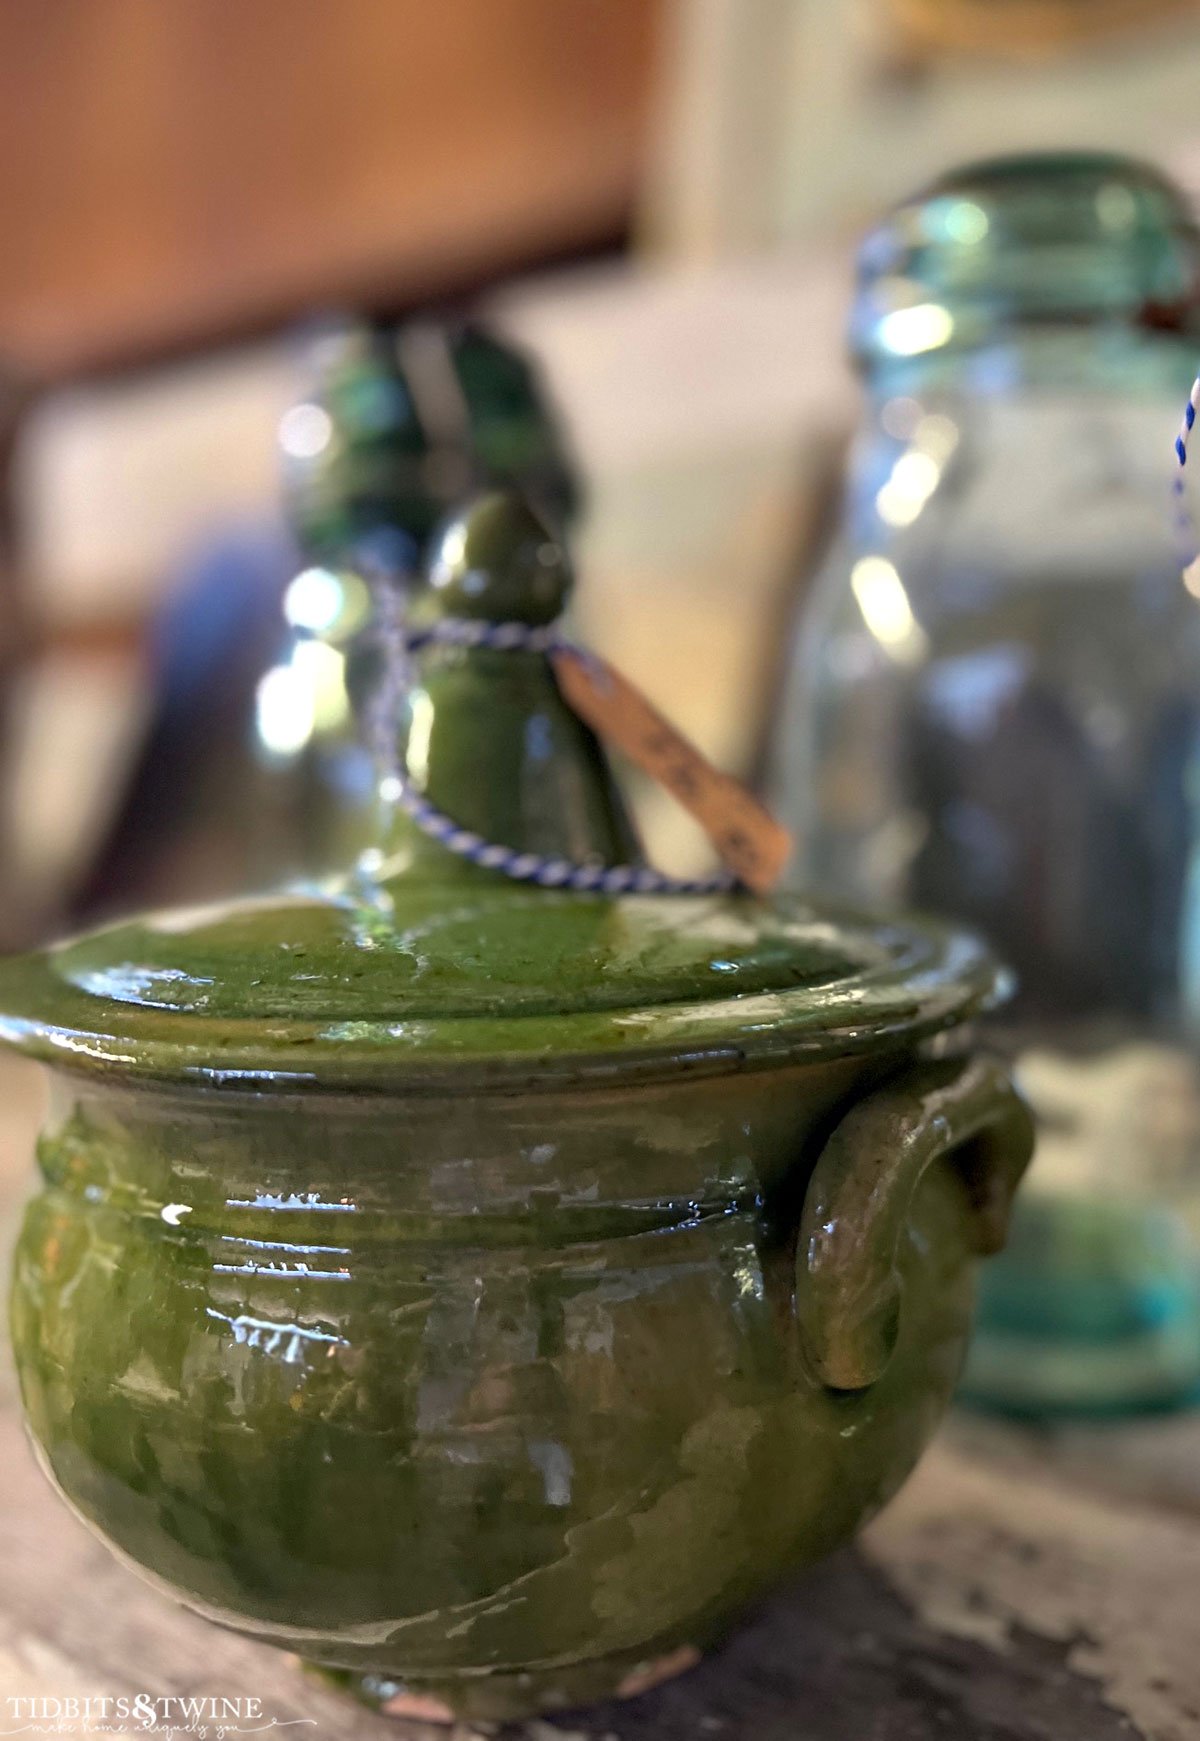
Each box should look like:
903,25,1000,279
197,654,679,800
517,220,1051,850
845,324,1193,576
864,325,1197,404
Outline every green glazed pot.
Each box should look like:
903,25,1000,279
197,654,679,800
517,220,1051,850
0,495,1033,1722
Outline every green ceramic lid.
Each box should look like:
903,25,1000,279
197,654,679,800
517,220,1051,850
0,495,1004,1091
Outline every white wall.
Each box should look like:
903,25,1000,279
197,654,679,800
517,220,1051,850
645,0,1200,257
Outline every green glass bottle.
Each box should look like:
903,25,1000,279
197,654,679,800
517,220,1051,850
769,152,1200,1414
281,318,580,564
258,317,582,879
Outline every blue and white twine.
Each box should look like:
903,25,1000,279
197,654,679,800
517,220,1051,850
1174,374,1200,575
367,610,735,896
404,618,563,655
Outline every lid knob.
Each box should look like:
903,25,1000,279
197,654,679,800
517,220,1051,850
424,489,571,626
380,489,642,885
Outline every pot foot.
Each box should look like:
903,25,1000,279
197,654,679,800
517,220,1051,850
298,1667,455,1724
298,1641,703,1723
615,1644,702,1699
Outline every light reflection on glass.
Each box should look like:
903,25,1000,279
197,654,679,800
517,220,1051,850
256,663,315,758
876,450,941,528
284,567,344,634
405,691,436,787
435,522,468,575
850,557,928,666
256,643,348,758
944,199,989,246
278,402,333,460
914,413,960,463
878,303,955,358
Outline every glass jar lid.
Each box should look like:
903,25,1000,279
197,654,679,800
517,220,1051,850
853,151,1200,368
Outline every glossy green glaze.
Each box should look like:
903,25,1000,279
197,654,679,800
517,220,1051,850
2,493,1033,1720
391,494,643,882
10,1052,1028,1720
0,884,1004,1088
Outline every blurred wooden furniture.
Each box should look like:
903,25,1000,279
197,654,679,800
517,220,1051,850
887,0,1200,57
0,0,663,382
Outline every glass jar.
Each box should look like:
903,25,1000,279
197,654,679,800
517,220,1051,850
769,152,1200,1413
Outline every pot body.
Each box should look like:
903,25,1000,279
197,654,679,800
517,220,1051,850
12,1050,987,1718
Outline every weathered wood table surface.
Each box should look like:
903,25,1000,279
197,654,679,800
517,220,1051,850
2,1058,1197,1741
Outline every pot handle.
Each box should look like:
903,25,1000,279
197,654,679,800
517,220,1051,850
796,1055,1034,1392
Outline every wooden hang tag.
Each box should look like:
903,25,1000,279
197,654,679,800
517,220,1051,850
551,647,792,896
